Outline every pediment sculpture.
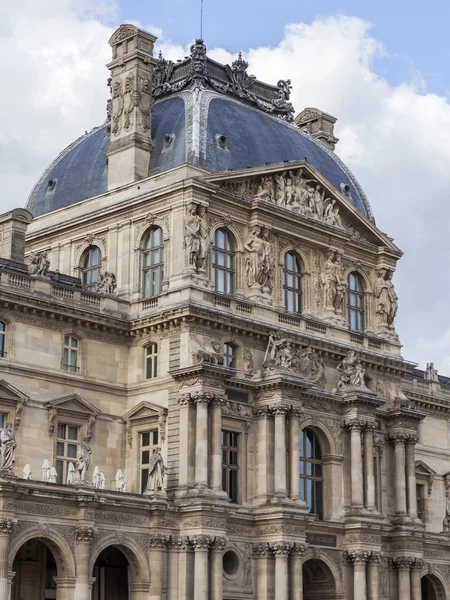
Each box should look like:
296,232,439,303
261,333,325,384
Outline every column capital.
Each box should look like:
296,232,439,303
272,405,290,416
364,422,377,432
345,550,369,564
192,392,213,405
387,432,409,444
390,556,414,570
149,533,169,549
269,541,293,556
368,551,382,564
178,394,194,406
411,557,424,570
290,542,307,557
406,434,419,445
211,536,228,551
0,518,15,535
191,534,213,550
289,406,304,419
253,406,272,419
75,526,96,543
344,419,366,431
252,542,271,557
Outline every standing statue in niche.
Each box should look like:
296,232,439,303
184,203,209,272
375,269,398,328
197,205,210,271
75,437,91,483
336,351,366,392
321,250,345,312
244,226,265,288
0,423,16,472
443,474,450,533
144,448,165,494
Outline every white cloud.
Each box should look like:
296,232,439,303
1,8,450,372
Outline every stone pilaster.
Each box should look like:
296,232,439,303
167,535,184,600
290,542,307,600
273,406,288,499
406,435,419,519
148,534,169,600
254,407,271,502
388,433,408,518
410,558,423,600
363,423,376,511
391,557,413,599
211,536,227,600
344,420,365,509
177,536,194,600
252,543,271,600
0,519,15,600
53,577,77,600
367,551,381,600
271,541,292,600
289,408,302,501
178,394,194,490
192,535,213,600
193,393,211,489
74,526,96,600
210,397,226,495
346,550,369,600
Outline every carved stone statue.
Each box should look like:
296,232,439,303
264,333,293,370
0,423,16,472
144,448,165,494
42,459,51,482
97,271,117,295
27,251,50,276
425,362,439,382
321,250,345,312
67,462,76,485
243,350,254,377
336,351,366,392
296,346,326,384
75,437,91,483
115,469,126,492
443,474,450,532
184,203,209,272
244,226,274,294
93,466,106,490
49,467,58,484
23,464,31,480
376,269,398,328
197,205,210,271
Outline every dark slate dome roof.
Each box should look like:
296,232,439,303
26,90,374,222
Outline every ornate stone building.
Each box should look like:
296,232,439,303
0,22,448,600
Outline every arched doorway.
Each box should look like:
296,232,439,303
92,545,129,600
421,574,446,600
11,539,57,599
303,558,337,600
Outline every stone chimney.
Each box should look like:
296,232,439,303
295,107,339,151
106,24,158,190
0,209,33,263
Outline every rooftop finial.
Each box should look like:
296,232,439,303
200,0,204,40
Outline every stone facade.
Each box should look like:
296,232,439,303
0,21,448,600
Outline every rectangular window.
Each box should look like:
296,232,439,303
0,414,6,429
140,429,159,493
416,484,424,521
145,344,158,380
56,423,79,484
62,336,79,372
221,430,239,503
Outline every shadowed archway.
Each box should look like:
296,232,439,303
303,558,338,600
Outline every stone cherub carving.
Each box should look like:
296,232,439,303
184,203,210,272
97,271,117,295
375,268,398,328
144,448,165,494
0,423,16,472
74,437,91,483
336,351,366,392
27,251,50,276
244,226,274,293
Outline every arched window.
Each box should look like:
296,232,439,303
212,229,235,295
62,335,79,373
223,342,237,369
299,428,323,519
143,227,164,299
0,321,6,357
81,246,101,291
145,343,158,379
347,272,365,332
283,252,302,314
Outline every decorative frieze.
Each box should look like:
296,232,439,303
75,527,96,543
0,518,15,534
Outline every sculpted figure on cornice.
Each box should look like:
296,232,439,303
74,437,91,484
144,448,165,494
425,362,439,382
375,268,398,329
262,333,325,383
336,351,366,392
244,226,274,294
184,203,210,272
190,335,224,366
97,271,116,295
243,350,254,378
0,423,16,472
27,250,50,276
222,168,346,227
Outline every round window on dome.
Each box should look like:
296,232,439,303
47,178,57,192
216,134,228,149
223,550,239,576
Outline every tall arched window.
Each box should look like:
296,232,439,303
299,428,323,519
81,246,101,291
283,252,302,313
223,342,237,369
212,229,235,295
0,321,6,357
347,272,365,332
143,227,164,299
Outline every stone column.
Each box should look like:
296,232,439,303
129,581,151,600
74,526,95,600
411,558,423,600
346,420,364,508
211,537,227,600
393,557,411,599
272,542,291,600
406,436,418,519
210,397,224,494
367,551,381,600
254,407,270,501
0,519,14,600
290,543,307,600
148,534,168,600
289,409,301,501
194,393,211,489
53,577,77,600
252,543,271,600
192,535,212,600
167,536,183,600
346,551,368,600
177,536,193,600
363,424,376,511
391,434,408,517
274,407,288,499
178,394,193,489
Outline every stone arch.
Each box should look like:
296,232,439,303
89,533,150,584
343,267,372,294
210,222,244,253
74,240,106,274
138,222,168,249
8,524,76,578
279,244,310,273
134,223,167,297
302,549,344,598
421,568,449,599
300,418,335,456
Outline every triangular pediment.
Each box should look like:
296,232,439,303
204,161,401,253
0,380,29,406
123,401,167,422
416,460,436,478
47,394,101,416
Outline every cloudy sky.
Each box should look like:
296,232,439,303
1,0,450,372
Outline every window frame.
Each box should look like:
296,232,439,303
145,343,158,380
139,429,159,493
0,321,6,358
142,227,165,299
223,342,237,370
299,428,324,519
221,430,239,503
81,245,102,291
212,228,235,295
283,251,303,314
347,271,365,333
55,422,79,484
62,335,80,373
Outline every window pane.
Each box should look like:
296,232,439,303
56,442,64,456
152,431,159,445
67,444,77,459
142,450,150,465
141,468,149,493
68,426,78,441
56,460,64,485
57,424,66,439
142,432,150,447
